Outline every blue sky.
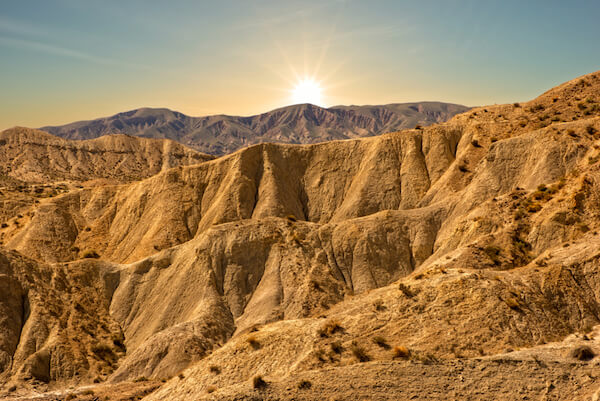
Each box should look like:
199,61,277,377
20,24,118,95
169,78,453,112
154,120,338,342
1,0,599,129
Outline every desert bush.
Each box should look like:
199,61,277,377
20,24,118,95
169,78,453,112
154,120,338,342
471,139,482,148
1,223,7,228
504,296,521,311
398,283,414,297
286,214,297,222
247,335,260,350
318,320,344,337
373,336,390,349
298,380,312,389
570,345,595,361
82,250,100,259
91,344,116,361
351,342,370,362
526,202,542,213
252,375,267,389
209,365,221,374
134,376,148,382
513,102,521,107
414,124,423,130
392,345,410,359
373,299,386,311
458,162,469,173
330,341,343,354
206,386,217,393
587,125,598,134
483,245,501,265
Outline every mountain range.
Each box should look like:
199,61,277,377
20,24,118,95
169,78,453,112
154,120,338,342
41,102,469,155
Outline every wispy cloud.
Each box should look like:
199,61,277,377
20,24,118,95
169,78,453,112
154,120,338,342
0,36,151,70
0,15,149,71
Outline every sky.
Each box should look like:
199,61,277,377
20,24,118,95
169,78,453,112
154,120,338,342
1,0,599,129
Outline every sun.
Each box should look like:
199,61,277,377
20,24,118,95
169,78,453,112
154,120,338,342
291,78,323,106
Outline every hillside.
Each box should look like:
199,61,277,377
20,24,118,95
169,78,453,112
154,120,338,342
1,71,600,400
41,102,469,155
0,128,212,226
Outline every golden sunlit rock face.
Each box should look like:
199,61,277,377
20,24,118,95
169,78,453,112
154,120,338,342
1,71,600,400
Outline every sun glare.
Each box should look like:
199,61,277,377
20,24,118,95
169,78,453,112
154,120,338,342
291,78,323,106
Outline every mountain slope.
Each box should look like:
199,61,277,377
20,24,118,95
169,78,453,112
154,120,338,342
41,102,469,155
2,71,600,400
0,128,212,230
0,127,213,183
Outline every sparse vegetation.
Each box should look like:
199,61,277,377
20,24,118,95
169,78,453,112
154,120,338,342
134,376,148,382
81,250,100,259
330,341,343,354
247,335,260,350
398,283,415,297
373,336,390,349
252,375,267,389
350,342,370,362
209,364,221,374
570,345,595,361
392,345,410,359
483,245,501,266
458,162,469,173
318,320,344,337
297,379,312,389
504,296,521,311
373,299,386,311
91,344,116,362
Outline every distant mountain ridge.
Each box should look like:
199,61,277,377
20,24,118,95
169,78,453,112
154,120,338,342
41,102,470,155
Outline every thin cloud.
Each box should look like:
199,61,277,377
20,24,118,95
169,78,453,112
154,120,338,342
0,36,151,71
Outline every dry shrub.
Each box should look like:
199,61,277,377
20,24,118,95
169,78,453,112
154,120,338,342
570,346,595,361
247,335,260,350
393,346,410,359
373,336,390,349
318,320,344,338
330,341,343,354
351,342,370,362
253,375,267,389
398,283,414,297
298,380,312,390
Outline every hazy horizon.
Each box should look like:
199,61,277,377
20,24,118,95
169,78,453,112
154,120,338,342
1,0,599,130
